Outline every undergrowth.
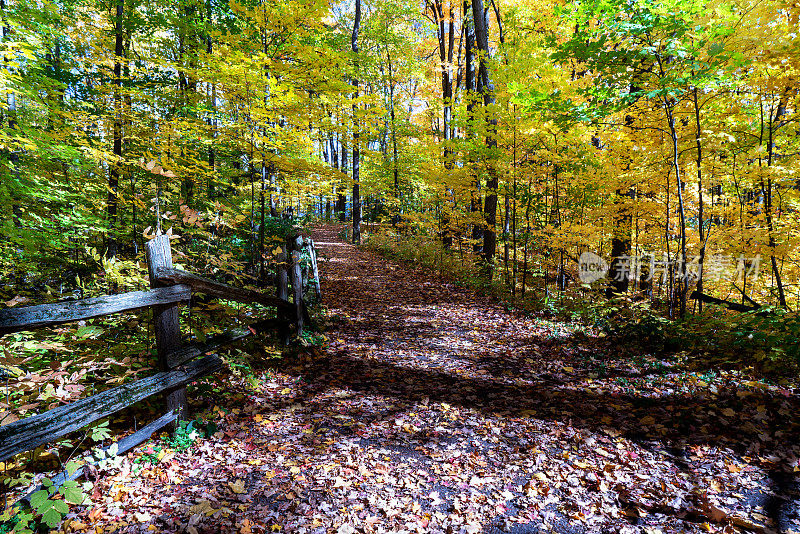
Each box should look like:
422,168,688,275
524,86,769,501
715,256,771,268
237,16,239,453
362,229,800,378
0,217,308,532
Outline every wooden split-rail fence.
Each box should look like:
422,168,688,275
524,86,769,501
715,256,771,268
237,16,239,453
0,233,321,500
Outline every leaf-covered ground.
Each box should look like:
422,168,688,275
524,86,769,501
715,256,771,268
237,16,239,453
64,225,800,534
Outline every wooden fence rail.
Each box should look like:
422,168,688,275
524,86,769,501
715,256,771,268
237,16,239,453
18,410,179,505
0,285,191,336
152,268,292,312
0,355,222,462
0,232,320,473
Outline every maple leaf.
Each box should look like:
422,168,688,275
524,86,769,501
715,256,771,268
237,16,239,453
228,479,247,494
190,500,219,516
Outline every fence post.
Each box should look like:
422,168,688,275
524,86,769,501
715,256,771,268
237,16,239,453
307,238,322,304
288,234,305,337
275,243,291,343
146,235,186,423
276,245,289,302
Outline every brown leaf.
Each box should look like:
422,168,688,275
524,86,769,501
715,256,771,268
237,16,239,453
4,295,29,307
228,479,247,494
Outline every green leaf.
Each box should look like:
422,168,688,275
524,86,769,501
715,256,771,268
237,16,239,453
76,325,105,339
65,461,82,477
60,481,85,505
90,421,112,442
708,41,724,56
40,507,63,528
28,489,48,509
52,499,69,514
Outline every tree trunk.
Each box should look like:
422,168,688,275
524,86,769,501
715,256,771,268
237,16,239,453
471,0,498,270
606,198,631,298
387,50,400,227
107,0,124,259
663,98,688,316
464,1,482,253
763,88,789,307
179,0,198,209
431,0,456,247
206,0,217,237
692,87,705,312
259,163,266,284
1,0,22,231
605,131,631,298
351,0,361,244
339,136,347,222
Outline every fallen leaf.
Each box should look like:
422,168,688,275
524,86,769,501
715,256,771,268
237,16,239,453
4,295,29,307
134,512,152,522
228,479,247,494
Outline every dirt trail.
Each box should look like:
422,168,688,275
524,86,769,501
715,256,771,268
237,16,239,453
76,225,799,534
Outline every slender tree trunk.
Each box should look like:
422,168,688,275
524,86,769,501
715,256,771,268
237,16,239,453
179,0,197,209
339,135,347,222
604,115,633,298
387,50,400,227
206,0,217,238
503,189,510,286
431,0,456,246
329,133,337,219
464,1,482,253
259,163,266,284
663,98,687,316
269,164,278,218
692,87,705,312
107,0,124,259
521,176,533,299
511,104,518,298
249,144,256,268
763,89,789,307
351,0,361,244
2,0,22,230
123,34,135,254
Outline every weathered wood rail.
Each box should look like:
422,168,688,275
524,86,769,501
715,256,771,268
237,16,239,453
0,232,321,473
0,285,192,336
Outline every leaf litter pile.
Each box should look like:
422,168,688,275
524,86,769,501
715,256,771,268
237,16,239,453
62,226,800,534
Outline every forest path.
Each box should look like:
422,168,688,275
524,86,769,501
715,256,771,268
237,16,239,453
81,225,799,534
258,224,797,534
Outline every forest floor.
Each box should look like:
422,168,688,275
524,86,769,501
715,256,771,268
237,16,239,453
65,225,800,534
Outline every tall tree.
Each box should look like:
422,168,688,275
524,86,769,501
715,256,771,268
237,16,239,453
107,0,124,259
0,0,21,232
351,0,361,244
471,0,498,269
